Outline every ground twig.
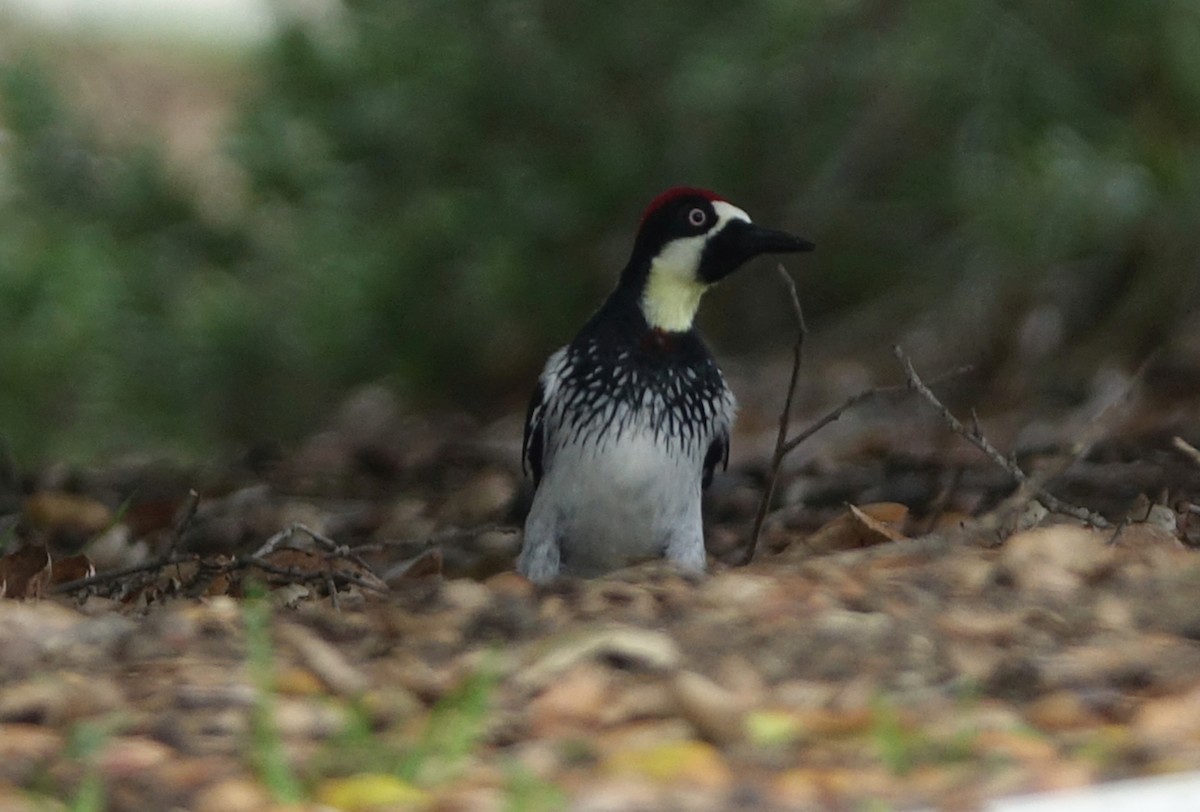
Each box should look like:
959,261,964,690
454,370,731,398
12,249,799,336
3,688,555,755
53,490,203,595
54,516,387,598
253,523,376,574
51,551,195,595
234,557,389,596
894,345,1110,528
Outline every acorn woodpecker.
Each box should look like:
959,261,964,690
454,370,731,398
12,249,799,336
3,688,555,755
518,188,814,582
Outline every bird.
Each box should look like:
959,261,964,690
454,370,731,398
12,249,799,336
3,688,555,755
517,188,814,583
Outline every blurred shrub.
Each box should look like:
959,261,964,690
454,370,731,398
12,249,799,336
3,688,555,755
3,0,1200,459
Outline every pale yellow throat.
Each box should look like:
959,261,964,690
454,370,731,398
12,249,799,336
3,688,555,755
641,268,708,332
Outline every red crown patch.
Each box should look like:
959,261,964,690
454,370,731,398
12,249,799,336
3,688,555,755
640,187,724,223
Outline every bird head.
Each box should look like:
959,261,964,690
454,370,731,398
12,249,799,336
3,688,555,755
621,187,814,333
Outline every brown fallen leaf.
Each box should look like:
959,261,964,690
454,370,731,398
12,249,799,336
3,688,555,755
123,496,190,538
792,502,910,556
673,670,750,745
849,503,910,539
748,706,875,742
1131,683,1200,748
385,547,443,581
0,545,52,600
772,766,891,809
528,662,612,736
930,510,973,531
22,492,113,547
277,622,369,696
260,548,328,576
49,554,95,587
1001,525,1115,597
602,739,732,790
247,547,387,594
193,777,273,812
1024,690,1102,732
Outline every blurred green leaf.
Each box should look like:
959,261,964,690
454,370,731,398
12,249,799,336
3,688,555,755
3,0,1200,458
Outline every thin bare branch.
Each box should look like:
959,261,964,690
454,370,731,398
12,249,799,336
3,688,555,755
745,266,807,564
54,518,387,598
893,345,1110,528
252,525,297,558
779,366,972,456
51,551,194,595
227,556,390,596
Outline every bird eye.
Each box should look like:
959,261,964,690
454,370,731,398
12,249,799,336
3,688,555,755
687,207,707,227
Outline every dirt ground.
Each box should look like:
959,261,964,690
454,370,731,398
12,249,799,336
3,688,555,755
4,348,1200,811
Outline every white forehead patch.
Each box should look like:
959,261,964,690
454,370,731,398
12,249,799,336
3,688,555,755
640,200,754,332
712,200,751,228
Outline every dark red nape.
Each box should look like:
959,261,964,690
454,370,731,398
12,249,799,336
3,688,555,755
640,187,724,223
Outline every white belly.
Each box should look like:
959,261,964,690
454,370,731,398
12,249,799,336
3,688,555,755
526,428,705,577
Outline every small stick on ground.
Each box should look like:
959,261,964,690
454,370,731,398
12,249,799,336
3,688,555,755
894,345,1110,528
51,550,194,595
55,515,387,598
1107,517,1131,546
745,266,807,564
324,571,341,610
54,543,390,599
53,490,203,595
225,555,390,596
253,524,365,565
252,525,301,558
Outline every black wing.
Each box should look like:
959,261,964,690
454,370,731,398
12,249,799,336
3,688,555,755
522,348,568,489
521,378,547,488
701,429,729,489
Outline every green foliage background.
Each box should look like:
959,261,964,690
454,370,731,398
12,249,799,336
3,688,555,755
3,0,1200,459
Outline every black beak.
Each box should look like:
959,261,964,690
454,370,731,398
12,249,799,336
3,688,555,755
699,220,814,284
744,225,816,255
